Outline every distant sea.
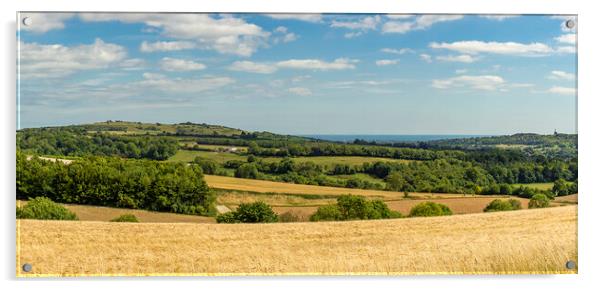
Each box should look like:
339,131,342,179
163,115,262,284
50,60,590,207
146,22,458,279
299,134,494,143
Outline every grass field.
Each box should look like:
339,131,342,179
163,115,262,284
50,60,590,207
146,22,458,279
168,150,247,163
262,155,414,167
16,201,214,224
512,183,555,190
17,206,577,276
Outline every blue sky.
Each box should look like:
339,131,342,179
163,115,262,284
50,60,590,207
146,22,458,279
17,13,577,134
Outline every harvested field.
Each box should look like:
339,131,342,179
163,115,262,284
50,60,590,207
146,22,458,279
270,196,532,220
17,206,577,276
205,175,499,200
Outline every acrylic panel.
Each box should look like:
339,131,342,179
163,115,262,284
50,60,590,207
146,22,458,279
16,12,578,276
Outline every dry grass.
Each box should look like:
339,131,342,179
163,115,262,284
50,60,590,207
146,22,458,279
554,194,578,204
205,175,497,200
217,191,337,207
16,200,214,224
17,206,577,276
270,196,532,221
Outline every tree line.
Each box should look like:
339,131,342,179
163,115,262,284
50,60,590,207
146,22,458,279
17,151,215,215
17,127,179,160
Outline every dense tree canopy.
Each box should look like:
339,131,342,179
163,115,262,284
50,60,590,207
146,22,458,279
17,127,178,160
17,151,215,215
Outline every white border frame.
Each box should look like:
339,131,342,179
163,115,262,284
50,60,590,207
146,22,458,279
2,1,600,288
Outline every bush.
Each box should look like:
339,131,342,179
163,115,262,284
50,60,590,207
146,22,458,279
278,211,301,222
215,211,239,223
193,157,218,175
216,201,278,223
16,197,78,220
235,163,259,179
310,204,342,221
110,214,139,222
483,199,522,212
528,193,550,209
508,199,522,210
408,202,452,217
310,195,402,222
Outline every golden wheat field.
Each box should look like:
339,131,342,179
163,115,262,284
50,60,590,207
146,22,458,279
205,175,498,200
17,205,577,276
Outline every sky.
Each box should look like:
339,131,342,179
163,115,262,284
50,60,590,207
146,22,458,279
17,13,577,135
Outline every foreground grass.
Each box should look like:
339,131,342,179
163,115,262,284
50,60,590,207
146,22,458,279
17,206,577,276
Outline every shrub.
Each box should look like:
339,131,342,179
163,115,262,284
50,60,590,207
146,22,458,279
310,195,402,222
216,201,278,223
337,195,369,220
483,199,522,212
16,197,78,220
408,202,452,217
529,193,550,209
278,211,301,222
215,211,240,223
310,204,343,221
110,214,139,222
235,163,259,179
508,199,522,210
193,157,218,175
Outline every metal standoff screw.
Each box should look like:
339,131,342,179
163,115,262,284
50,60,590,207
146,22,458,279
22,17,32,26
22,263,32,272
565,19,575,29
566,260,576,270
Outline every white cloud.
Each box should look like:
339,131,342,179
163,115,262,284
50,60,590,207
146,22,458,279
119,58,146,71
79,13,270,56
382,21,413,34
142,72,166,80
228,58,358,74
430,41,553,56
432,75,505,91
548,70,575,81
135,73,234,94
375,59,399,66
272,26,298,43
331,16,381,30
288,87,312,96
414,15,463,29
420,54,432,63
556,46,576,54
555,34,576,44
381,48,413,55
276,58,358,70
344,31,364,38
19,13,74,33
274,26,288,33
264,14,322,23
382,15,463,34
480,15,519,21
160,57,206,72
548,86,576,95
436,54,479,63
455,69,468,74
228,61,278,74
19,39,126,78
140,41,196,52
386,15,414,20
